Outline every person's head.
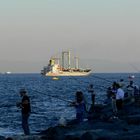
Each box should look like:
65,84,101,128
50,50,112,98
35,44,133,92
112,81,117,89
19,89,27,97
116,83,120,89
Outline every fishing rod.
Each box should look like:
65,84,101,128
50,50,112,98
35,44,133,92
67,73,112,86
68,75,111,93
29,89,93,106
0,88,72,108
92,75,113,83
29,89,74,104
129,63,140,73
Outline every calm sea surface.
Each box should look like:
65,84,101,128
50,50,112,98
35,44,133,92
0,73,139,136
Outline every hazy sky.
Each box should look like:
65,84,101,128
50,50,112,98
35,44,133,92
0,0,140,73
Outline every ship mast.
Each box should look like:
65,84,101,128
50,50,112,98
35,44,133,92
68,51,70,69
62,51,71,69
74,56,79,69
62,52,64,69
53,57,60,65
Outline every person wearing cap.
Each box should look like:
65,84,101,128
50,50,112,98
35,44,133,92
18,89,31,135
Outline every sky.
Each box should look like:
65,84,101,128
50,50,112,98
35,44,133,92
0,0,140,73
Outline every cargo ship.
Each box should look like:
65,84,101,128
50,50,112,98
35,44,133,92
41,51,91,76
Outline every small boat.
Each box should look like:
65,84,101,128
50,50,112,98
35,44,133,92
52,77,59,80
41,51,91,76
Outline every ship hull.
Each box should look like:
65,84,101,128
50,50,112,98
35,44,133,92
44,71,91,76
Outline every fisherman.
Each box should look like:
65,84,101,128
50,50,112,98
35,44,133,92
86,84,98,120
111,82,117,114
88,84,95,107
88,84,94,93
88,95,96,114
126,81,134,97
17,88,31,135
116,83,124,115
71,91,86,123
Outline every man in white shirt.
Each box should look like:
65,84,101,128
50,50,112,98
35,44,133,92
116,83,124,111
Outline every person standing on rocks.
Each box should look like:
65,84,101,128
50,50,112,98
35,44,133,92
17,89,31,135
110,82,117,115
71,91,86,123
88,84,96,108
88,84,94,95
116,83,124,114
126,80,134,97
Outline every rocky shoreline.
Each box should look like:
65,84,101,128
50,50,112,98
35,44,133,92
2,95,140,140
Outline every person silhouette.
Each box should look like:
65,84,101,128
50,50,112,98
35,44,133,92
17,89,31,135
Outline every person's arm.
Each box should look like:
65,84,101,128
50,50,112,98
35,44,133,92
16,102,22,108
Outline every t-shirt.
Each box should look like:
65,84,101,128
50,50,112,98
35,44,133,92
22,95,31,114
116,88,124,100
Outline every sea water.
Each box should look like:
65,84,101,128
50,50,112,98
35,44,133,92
0,73,139,136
